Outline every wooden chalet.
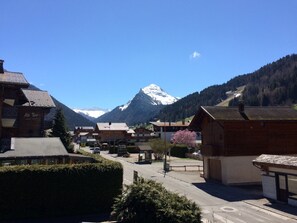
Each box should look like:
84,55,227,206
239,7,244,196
95,122,131,144
189,105,297,185
0,60,55,141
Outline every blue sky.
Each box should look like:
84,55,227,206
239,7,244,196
1,0,297,109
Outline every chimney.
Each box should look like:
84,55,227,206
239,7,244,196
0,60,4,73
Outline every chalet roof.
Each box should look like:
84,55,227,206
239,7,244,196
0,71,29,86
21,89,56,108
150,121,189,127
96,122,129,131
135,142,153,151
253,154,297,170
0,137,68,159
202,106,297,121
190,106,297,130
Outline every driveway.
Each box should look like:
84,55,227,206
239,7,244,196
99,150,297,223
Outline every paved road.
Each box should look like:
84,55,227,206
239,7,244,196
98,150,297,223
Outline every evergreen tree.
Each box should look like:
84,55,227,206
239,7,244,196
50,108,72,152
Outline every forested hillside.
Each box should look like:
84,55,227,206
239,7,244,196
158,54,297,122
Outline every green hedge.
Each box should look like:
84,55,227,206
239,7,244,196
0,155,123,220
109,146,139,154
170,145,189,158
112,178,201,223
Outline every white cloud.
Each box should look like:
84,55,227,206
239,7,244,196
190,51,201,59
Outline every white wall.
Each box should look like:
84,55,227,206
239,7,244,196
203,157,209,179
160,132,174,142
262,175,277,200
220,156,261,185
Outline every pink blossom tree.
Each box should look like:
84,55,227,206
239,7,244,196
171,129,197,147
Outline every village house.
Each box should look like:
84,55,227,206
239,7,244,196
0,59,93,165
132,127,154,142
253,154,297,207
150,121,189,142
74,126,98,146
0,137,94,166
189,105,297,185
95,122,133,145
0,60,55,143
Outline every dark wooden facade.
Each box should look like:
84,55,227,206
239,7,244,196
190,105,297,184
190,106,297,157
0,60,55,140
95,123,131,143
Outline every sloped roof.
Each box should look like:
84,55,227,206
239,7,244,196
0,71,29,86
0,137,68,159
21,89,56,108
150,121,189,127
201,106,297,121
190,106,297,130
253,154,297,170
96,123,129,131
138,145,152,151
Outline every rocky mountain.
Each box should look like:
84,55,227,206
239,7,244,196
95,84,178,125
158,54,297,122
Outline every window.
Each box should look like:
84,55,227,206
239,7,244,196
288,175,297,200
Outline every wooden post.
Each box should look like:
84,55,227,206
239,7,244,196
133,170,138,182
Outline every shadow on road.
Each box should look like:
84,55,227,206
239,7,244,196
192,181,263,202
263,200,297,218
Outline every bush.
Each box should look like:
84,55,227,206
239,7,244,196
149,139,167,160
170,145,189,158
0,155,123,220
126,146,139,153
109,146,117,154
112,178,201,223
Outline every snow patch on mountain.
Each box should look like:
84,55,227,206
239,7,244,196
73,108,108,118
142,84,178,105
119,100,131,111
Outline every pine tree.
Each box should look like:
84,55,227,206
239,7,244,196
50,108,72,152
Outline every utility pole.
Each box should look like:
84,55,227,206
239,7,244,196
163,118,168,172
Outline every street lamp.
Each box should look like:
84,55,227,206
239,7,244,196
163,119,168,172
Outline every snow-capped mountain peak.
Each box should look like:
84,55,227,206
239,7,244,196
141,84,178,105
96,84,179,125
73,108,108,119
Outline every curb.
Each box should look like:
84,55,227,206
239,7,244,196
244,200,297,221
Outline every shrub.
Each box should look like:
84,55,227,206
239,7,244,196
126,146,139,153
112,178,201,223
170,145,189,158
149,138,167,160
0,155,123,220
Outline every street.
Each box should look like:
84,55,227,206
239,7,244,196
97,150,297,223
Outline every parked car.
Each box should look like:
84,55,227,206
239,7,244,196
92,147,101,154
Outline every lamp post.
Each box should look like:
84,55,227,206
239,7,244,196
163,119,168,172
